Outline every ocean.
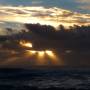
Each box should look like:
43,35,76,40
0,68,90,90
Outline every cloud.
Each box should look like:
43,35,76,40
0,6,90,28
76,0,90,10
76,0,90,3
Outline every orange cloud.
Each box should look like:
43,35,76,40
0,6,90,28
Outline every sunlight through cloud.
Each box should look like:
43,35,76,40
20,40,33,48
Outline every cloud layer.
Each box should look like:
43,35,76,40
0,6,90,28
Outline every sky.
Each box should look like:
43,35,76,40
0,0,90,13
0,0,90,67
0,0,90,34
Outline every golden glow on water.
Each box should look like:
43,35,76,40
20,40,33,48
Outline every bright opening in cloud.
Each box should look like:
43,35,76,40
20,40,33,48
25,50,60,65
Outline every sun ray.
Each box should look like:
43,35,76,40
45,50,60,65
36,51,47,65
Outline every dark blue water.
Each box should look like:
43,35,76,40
0,68,90,90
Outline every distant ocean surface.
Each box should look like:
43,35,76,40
0,68,90,90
